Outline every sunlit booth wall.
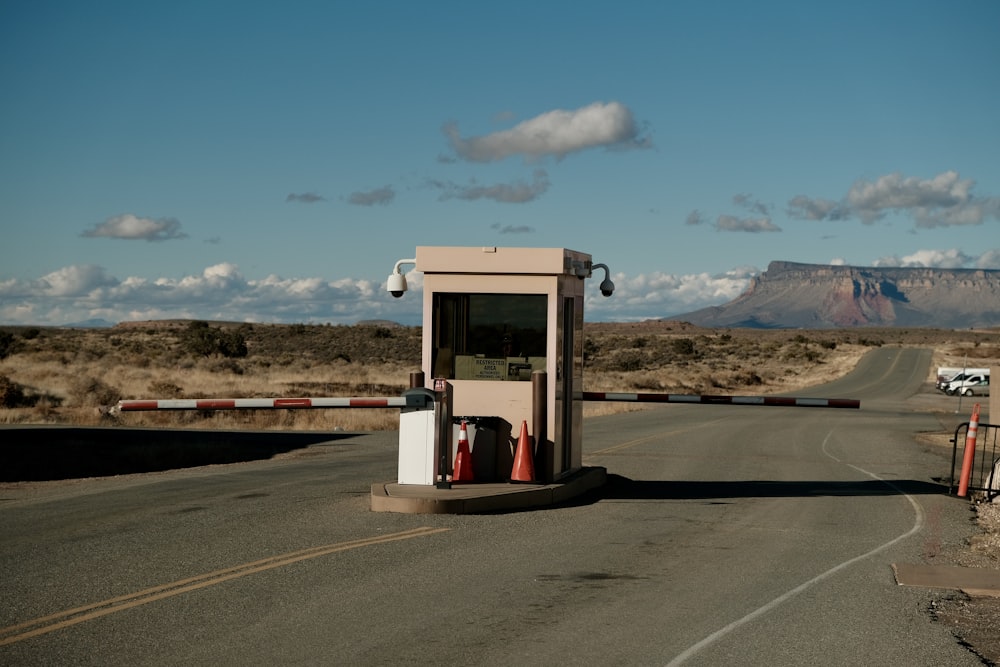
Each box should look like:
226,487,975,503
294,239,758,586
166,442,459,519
416,247,588,481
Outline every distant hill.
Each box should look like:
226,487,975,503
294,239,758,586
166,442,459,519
671,261,1000,329
63,318,115,328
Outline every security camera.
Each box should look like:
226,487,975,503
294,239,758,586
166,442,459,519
386,257,416,298
387,272,407,298
593,263,615,297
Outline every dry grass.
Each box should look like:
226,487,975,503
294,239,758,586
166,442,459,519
1,321,997,430
0,322,418,431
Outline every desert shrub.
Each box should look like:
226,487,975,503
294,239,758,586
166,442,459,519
209,358,244,375
69,376,122,407
628,373,666,391
182,321,217,356
671,338,696,356
785,345,823,363
148,380,184,398
182,321,248,358
0,331,14,359
0,374,28,407
78,346,108,362
611,349,646,372
33,397,58,420
217,330,248,358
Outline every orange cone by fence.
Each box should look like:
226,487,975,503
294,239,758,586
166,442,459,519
452,420,475,483
957,403,980,497
510,420,536,483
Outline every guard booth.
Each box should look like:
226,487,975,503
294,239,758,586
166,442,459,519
391,246,612,484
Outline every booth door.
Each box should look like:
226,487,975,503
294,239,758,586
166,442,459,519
560,296,574,474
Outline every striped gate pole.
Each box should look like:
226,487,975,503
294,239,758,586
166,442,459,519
581,392,860,409
115,393,433,412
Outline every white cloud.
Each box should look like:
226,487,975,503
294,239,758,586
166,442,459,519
872,248,973,269
786,195,849,221
732,193,771,217
490,223,535,234
443,101,652,163
38,265,119,296
286,192,326,204
715,215,781,233
585,267,758,321
685,210,705,226
975,249,1000,269
787,171,1000,229
347,186,395,206
430,169,551,203
81,214,188,241
848,171,974,225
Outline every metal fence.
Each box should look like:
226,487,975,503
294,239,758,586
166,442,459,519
949,420,1000,499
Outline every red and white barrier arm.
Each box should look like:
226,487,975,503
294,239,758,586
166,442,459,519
116,396,411,411
581,392,860,409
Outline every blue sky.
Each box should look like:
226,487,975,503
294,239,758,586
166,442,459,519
1,0,998,326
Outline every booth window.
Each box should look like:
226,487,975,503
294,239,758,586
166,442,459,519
433,293,546,381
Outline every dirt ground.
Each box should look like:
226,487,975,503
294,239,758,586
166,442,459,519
931,501,1000,665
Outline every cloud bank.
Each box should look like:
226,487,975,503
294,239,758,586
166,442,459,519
0,263,388,326
3,250,996,326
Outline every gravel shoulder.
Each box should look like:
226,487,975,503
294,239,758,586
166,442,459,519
931,500,1000,666
912,390,999,666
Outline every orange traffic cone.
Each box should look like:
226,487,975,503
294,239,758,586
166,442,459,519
510,420,536,483
452,420,475,483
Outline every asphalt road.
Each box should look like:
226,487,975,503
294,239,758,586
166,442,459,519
0,347,983,666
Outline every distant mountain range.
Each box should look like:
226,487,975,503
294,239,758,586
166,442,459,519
671,261,1000,329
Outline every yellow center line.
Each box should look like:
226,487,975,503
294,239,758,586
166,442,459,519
0,526,449,646
587,416,735,457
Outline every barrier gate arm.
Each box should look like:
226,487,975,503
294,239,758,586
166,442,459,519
114,391,434,413
581,392,860,409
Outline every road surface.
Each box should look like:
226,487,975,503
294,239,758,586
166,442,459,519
0,347,981,665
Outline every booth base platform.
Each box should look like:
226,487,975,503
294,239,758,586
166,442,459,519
370,466,606,514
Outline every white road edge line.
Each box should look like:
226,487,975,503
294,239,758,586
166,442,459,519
665,429,925,666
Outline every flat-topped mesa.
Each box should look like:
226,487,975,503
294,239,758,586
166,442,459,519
673,261,1000,329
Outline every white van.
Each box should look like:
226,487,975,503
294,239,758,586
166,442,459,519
938,368,990,392
945,372,990,397
936,367,965,388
